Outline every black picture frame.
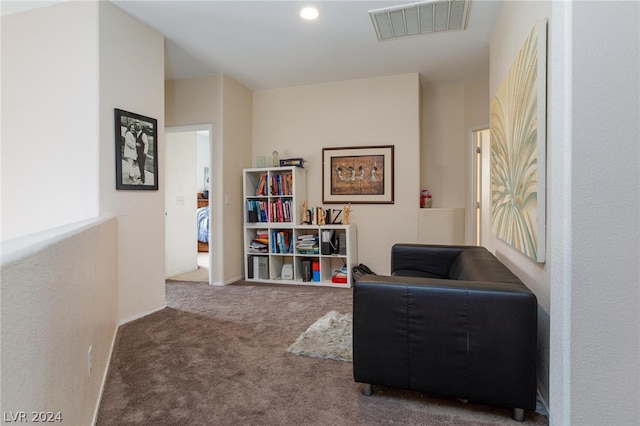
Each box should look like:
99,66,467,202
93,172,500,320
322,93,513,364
114,108,158,190
322,145,394,204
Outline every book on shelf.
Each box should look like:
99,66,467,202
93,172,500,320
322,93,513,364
301,259,312,282
277,198,284,222
279,158,304,168
296,234,318,254
312,259,320,282
246,200,259,222
270,173,293,196
271,230,292,254
252,256,269,279
269,199,292,222
246,200,269,222
338,233,347,255
255,174,268,196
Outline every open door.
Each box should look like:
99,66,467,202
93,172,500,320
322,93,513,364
165,131,198,277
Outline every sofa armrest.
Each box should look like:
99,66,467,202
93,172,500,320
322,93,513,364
353,274,538,411
391,244,474,278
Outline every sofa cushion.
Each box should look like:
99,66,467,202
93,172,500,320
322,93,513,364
391,269,443,279
448,248,523,284
391,245,464,278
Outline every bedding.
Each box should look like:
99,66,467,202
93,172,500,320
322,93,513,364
197,206,209,243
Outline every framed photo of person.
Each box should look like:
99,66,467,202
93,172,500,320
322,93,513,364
114,108,158,190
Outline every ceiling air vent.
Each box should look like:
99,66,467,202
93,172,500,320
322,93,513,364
369,0,470,41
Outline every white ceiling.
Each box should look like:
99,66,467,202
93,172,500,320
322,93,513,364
2,0,503,90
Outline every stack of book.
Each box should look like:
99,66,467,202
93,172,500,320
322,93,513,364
296,234,318,254
249,230,269,253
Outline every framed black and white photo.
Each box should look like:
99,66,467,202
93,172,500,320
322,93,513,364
322,145,394,204
114,108,158,190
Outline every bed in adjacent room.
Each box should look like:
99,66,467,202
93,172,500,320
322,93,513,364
197,196,209,252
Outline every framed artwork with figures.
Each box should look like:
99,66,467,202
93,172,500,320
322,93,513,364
322,145,394,204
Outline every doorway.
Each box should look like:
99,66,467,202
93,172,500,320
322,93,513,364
470,127,490,246
165,125,213,284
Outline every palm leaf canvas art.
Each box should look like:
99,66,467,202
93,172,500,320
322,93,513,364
490,20,547,262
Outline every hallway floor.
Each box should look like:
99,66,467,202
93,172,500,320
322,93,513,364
167,252,209,282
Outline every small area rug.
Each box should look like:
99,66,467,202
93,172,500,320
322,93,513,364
287,310,352,362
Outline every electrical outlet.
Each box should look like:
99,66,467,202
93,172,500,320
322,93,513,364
87,346,93,377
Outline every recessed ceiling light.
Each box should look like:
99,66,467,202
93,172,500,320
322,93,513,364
300,7,320,20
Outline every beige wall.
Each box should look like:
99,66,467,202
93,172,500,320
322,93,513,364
421,75,489,211
489,0,552,407
165,74,252,284
1,217,118,425
422,83,466,208
1,1,100,240
166,74,222,127
220,75,254,283
489,0,551,309
253,73,421,274
2,1,166,421
98,1,166,322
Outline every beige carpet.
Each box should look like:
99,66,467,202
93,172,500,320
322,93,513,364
167,253,209,282
96,281,549,426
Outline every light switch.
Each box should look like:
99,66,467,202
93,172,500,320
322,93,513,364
176,196,184,205
225,195,231,205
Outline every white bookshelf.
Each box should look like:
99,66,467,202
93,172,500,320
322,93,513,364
243,167,357,288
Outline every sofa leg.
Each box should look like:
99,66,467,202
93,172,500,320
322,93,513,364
363,383,372,396
512,408,525,422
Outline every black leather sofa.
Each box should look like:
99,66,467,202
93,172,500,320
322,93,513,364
353,244,537,422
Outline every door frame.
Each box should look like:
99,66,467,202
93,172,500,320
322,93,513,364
165,124,218,285
468,125,490,246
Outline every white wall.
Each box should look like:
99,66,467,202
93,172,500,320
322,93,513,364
566,2,639,425
253,74,421,274
98,1,166,322
1,1,99,240
1,217,118,426
491,2,640,425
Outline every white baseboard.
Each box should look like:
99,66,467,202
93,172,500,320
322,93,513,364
210,275,243,286
119,304,167,326
91,326,119,426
